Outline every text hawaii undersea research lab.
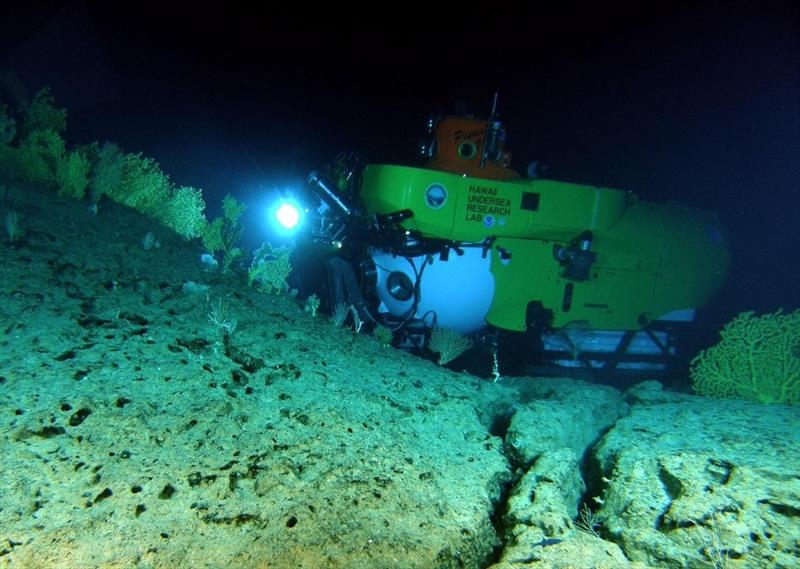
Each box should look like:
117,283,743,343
465,184,512,224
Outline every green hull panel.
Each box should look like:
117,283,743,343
361,164,729,331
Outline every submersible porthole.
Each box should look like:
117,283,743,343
386,271,414,301
458,140,477,159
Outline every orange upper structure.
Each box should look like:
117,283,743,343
424,116,521,181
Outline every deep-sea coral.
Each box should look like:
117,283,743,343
55,149,91,199
0,103,16,144
304,293,321,316
208,298,237,335
690,309,800,404
160,185,206,239
2,92,86,198
1,90,83,196
2,87,210,240
248,242,292,293
201,194,246,271
18,128,65,186
88,141,125,201
4,210,21,243
19,87,67,137
330,302,349,326
115,152,207,239
117,152,172,213
429,326,472,365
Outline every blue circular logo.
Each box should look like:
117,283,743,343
425,184,447,209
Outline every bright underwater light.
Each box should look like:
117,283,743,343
268,196,306,236
276,202,300,229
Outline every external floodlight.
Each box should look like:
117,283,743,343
276,202,301,229
268,196,306,236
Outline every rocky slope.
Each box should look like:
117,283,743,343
1,181,797,568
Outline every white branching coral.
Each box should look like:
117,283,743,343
429,327,472,366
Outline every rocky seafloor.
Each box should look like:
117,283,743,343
1,182,798,568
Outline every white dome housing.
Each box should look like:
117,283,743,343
369,246,495,335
